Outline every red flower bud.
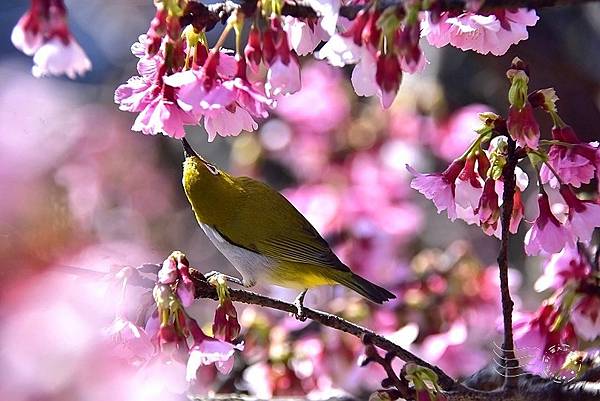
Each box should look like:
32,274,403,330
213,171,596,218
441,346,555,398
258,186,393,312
213,299,241,342
507,102,540,149
262,28,276,66
376,52,402,108
244,25,262,71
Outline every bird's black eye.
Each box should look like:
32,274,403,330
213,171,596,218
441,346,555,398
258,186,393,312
205,163,220,175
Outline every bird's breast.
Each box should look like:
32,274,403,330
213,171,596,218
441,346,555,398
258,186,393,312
200,223,277,287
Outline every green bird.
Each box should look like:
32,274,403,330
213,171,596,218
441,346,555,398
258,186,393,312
181,139,395,316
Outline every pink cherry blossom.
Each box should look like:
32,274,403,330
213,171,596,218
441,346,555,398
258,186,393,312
105,318,154,362
422,9,539,56
570,295,600,341
227,77,273,120
524,193,573,255
559,186,600,243
375,52,402,108
158,257,178,284
540,126,599,188
534,244,591,292
282,16,329,56
265,57,302,98
455,156,484,211
187,338,243,378
477,178,500,236
307,0,340,36
407,160,466,221
204,107,259,141
131,93,196,139
316,34,362,67
263,18,302,98
163,68,236,115
11,0,92,79
213,300,241,342
513,305,577,375
351,49,378,98
114,76,158,113
11,12,44,56
31,37,91,79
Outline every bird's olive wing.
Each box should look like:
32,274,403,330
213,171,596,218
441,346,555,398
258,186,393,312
223,177,351,273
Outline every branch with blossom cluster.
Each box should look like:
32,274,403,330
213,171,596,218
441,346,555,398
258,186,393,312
15,0,599,141
106,251,600,401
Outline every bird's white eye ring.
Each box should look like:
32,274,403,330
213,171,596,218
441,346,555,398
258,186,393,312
205,163,219,175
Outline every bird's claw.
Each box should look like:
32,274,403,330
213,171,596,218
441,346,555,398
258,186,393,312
293,289,308,321
204,270,243,286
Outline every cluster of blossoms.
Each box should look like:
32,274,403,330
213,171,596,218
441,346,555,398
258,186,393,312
108,0,539,140
421,9,539,56
11,0,91,78
108,251,244,390
12,0,541,140
409,58,600,256
114,0,305,140
513,243,600,377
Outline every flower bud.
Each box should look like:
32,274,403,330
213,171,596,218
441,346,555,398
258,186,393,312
158,256,178,284
245,25,262,71
507,69,529,110
376,52,402,108
507,102,540,149
212,299,241,341
262,27,276,65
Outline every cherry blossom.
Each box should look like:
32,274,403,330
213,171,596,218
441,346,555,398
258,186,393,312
317,10,424,107
31,36,91,79
11,0,91,79
570,295,600,341
524,193,573,255
282,16,329,56
540,125,599,188
187,337,243,378
11,10,45,56
131,93,196,139
534,244,592,292
264,18,302,98
407,160,466,221
513,304,577,375
422,9,539,56
477,178,500,236
559,185,600,243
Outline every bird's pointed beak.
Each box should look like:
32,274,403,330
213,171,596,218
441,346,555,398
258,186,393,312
181,138,198,159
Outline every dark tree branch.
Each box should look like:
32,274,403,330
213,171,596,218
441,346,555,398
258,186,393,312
497,137,519,390
189,269,459,391
56,263,600,400
188,269,600,401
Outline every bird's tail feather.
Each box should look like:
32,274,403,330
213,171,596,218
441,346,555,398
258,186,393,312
336,273,396,304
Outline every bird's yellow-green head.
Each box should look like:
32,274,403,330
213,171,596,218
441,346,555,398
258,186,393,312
181,138,242,227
